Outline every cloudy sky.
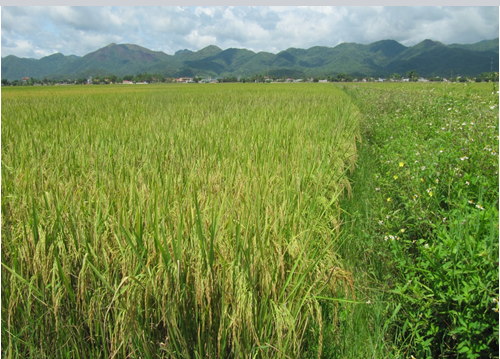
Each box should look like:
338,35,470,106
1,6,499,59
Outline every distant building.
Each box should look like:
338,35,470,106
176,77,194,83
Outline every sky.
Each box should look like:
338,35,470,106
1,6,499,59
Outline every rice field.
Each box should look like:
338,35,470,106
3,82,498,358
1,84,360,358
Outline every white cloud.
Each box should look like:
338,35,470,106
195,6,216,17
185,29,217,50
1,6,498,59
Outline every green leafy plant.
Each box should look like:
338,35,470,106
341,82,499,358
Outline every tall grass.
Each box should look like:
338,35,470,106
338,82,499,358
2,83,360,358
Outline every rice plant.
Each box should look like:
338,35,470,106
2,83,360,358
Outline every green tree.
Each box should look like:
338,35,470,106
391,73,401,81
406,70,418,82
337,73,351,82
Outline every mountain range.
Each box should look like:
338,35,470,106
1,38,498,81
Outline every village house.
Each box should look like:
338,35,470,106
175,77,194,83
199,77,215,83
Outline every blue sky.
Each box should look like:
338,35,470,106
1,6,498,59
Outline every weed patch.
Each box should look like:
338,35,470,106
341,83,499,358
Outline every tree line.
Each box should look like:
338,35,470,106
2,71,498,86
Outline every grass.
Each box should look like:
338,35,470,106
337,82,499,358
2,83,360,358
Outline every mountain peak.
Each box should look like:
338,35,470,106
448,38,499,53
197,45,222,54
367,39,407,57
45,52,64,58
175,49,193,55
416,39,445,48
201,45,222,51
193,45,223,58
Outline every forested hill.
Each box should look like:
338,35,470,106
2,38,498,81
